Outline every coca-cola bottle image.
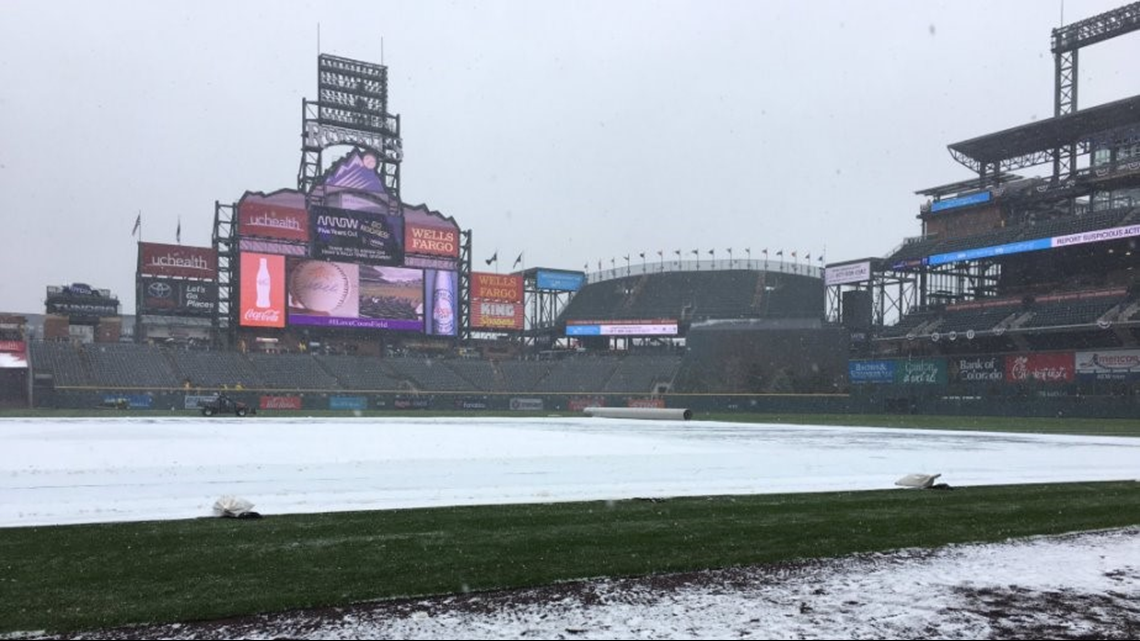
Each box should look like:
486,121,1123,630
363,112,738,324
256,257,271,308
432,270,455,335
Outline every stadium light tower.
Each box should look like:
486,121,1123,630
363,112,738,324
1050,2,1140,178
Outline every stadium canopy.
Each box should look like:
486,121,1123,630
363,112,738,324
948,94,1140,172
914,174,1023,199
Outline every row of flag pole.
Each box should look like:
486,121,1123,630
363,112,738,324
130,212,182,245
483,251,524,270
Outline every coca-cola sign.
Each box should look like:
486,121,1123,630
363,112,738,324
239,252,285,328
139,242,217,279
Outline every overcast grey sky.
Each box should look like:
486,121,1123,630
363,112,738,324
1,0,1138,314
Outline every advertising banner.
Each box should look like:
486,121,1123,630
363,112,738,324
184,394,217,410
287,260,424,331
568,397,605,412
260,395,303,410
930,191,991,213
471,273,524,303
102,394,153,409
627,398,665,408
848,360,896,384
536,270,585,292
0,341,27,368
566,320,678,336
310,205,404,266
894,358,947,385
405,222,458,259
1051,224,1140,250
393,396,431,410
140,278,217,317
403,254,458,271
454,398,489,410
422,269,458,336
471,301,525,330
949,355,1005,383
1076,349,1140,381
1005,352,1075,383
239,253,286,328
824,261,872,286
238,238,309,256
45,298,119,317
509,397,544,411
329,396,368,410
238,194,309,242
139,243,218,279
404,203,460,259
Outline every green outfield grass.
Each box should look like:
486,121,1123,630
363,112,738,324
2,481,1139,633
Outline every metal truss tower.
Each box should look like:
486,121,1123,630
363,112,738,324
1050,2,1140,180
297,54,403,204
211,201,237,346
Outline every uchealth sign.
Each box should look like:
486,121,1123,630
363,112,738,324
471,272,523,303
139,242,218,279
239,252,286,328
238,195,309,242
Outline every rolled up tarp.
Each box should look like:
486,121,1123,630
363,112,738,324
583,406,693,421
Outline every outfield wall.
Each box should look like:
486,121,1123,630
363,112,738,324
37,386,1140,419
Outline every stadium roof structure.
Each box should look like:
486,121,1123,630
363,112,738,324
948,94,1140,173
914,174,1023,199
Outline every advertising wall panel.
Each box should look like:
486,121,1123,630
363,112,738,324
509,398,544,411
950,355,1005,383
139,243,218,279
848,360,896,384
894,358,947,385
1076,349,1140,381
471,301,524,330
310,205,404,266
260,395,303,410
239,253,286,328
472,273,524,303
1005,352,1075,383
329,396,368,410
627,398,665,408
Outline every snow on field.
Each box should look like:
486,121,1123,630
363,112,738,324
2,416,1138,639
1,416,1137,527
